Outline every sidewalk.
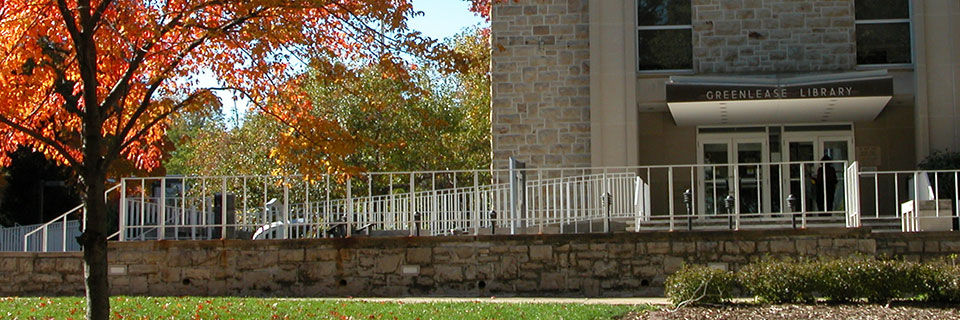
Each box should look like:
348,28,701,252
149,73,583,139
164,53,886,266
284,297,672,305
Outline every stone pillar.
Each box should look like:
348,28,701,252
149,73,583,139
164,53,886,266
589,0,639,167
913,0,960,159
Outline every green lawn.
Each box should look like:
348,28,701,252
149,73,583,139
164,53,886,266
0,297,651,319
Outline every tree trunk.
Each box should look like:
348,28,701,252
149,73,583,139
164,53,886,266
82,166,110,319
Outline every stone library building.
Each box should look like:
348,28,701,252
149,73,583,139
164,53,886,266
491,0,960,216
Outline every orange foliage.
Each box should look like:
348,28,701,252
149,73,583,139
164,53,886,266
0,0,476,179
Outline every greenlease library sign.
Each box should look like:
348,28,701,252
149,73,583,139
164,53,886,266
666,77,893,103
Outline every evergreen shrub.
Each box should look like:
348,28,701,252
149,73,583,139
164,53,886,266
664,265,737,305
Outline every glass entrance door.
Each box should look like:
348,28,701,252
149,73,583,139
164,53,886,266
698,136,769,216
782,135,852,213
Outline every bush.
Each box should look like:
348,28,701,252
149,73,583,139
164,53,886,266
918,150,960,170
665,265,737,306
916,260,960,303
814,258,921,303
665,257,960,305
738,259,816,303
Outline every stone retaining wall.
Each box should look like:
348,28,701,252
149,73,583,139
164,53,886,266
3,228,960,297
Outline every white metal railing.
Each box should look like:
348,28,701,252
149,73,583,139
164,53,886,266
21,205,83,252
117,161,866,239
845,162,861,228
858,168,960,232
1,220,81,252
118,171,641,239
20,184,121,252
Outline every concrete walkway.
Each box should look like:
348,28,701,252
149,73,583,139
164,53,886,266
284,297,672,305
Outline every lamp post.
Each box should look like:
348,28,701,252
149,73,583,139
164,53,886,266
787,194,798,229
489,210,497,235
603,192,612,234
413,212,421,237
683,189,692,231
725,193,736,230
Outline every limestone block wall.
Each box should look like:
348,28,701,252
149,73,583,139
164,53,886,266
692,0,856,73
3,229,960,297
490,0,591,169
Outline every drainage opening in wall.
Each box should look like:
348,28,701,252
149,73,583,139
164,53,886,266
339,279,347,287
640,279,649,287
182,278,191,285
477,281,486,289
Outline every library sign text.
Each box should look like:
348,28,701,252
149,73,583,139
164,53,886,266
666,78,893,103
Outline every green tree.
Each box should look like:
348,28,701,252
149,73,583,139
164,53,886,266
166,111,281,177
165,27,492,176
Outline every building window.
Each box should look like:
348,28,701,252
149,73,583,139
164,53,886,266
855,0,911,65
637,0,692,71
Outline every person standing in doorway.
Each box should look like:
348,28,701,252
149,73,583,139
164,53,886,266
813,155,838,213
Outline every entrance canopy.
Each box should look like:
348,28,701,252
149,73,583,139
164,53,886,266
666,70,894,126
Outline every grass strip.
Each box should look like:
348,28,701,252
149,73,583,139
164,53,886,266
0,296,651,319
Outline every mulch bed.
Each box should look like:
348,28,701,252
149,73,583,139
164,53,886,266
623,303,960,320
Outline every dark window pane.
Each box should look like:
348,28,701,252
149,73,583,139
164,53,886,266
856,22,911,64
855,0,909,20
639,29,692,70
638,0,691,26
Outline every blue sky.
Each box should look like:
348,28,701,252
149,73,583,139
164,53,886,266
408,0,486,39
216,0,486,125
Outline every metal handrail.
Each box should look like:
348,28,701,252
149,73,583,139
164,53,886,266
22,204,83,252
22,183,121,252
116,161,865,239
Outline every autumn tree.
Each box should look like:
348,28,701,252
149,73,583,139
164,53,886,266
0,1,480,318
167,26,492,178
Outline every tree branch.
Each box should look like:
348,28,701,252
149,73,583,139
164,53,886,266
111,88,217,164
55,0,82,46
0,113,80,169
89,0,114,28
107,10,266,169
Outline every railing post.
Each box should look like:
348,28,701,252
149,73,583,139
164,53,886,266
41,225,47,253
668,168,675,232
140,179,146,240
61,215,67,252
409,173,415,237
913,171,919,227
431,173,438,235
324,175,331,238
800,164,807,228
159,178,166,240
733,164,740,230
368,175,374,232
473,171,480,236
346,177,353,238
221,177,228,240
538,169,544,234
120,179,127,241
283,177,290,239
